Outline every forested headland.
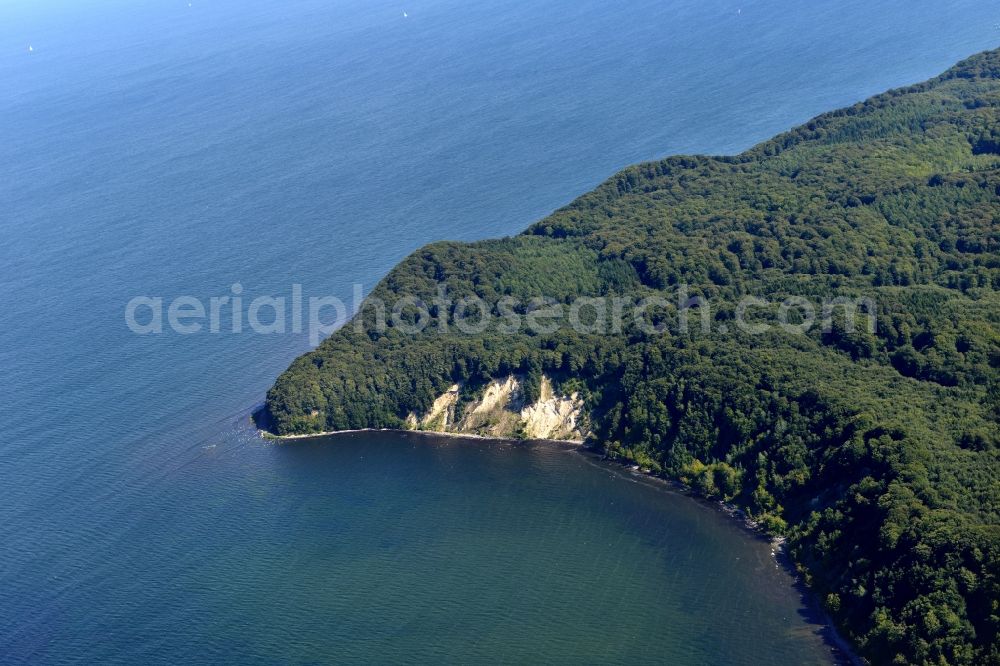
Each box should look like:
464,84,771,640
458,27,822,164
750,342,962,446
266,50,1000,665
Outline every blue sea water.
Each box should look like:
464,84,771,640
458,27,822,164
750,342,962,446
1,0,996,663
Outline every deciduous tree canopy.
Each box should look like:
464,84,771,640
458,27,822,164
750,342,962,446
267,50,1000,665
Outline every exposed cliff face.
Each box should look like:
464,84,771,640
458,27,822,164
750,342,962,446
405,384,460,431
405,375,587,442
519,377,586,440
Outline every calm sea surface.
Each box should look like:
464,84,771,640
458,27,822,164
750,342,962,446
1,0,996,662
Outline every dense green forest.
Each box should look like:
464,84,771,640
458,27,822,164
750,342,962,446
266,50,1000,665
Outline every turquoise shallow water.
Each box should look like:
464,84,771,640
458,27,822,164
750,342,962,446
1,0,997,663
11,428,844,664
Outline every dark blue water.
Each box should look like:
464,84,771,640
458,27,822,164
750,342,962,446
1,0,996,662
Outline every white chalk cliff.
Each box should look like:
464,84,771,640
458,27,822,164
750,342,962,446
405,375,587,441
